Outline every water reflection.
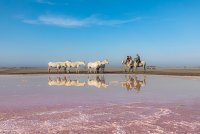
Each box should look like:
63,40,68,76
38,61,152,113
48,75,146,91
48,77,86,87
88,75,109,88
121,75,146,92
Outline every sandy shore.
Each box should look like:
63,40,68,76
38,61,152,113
0,67,200,76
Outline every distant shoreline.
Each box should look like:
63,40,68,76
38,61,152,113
0,67,200,76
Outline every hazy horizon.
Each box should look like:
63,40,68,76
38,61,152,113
0,0,200,67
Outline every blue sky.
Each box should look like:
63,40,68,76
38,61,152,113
0,0,200,67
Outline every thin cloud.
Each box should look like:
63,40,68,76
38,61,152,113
36,0,54,5
23,15,141,28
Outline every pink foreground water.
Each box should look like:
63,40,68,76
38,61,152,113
0,74,200,134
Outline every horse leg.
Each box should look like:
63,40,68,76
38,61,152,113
66,68,68,73
64,67,66,73
94,69,96,74
48,66,50,73
68,67,71,73
58,68,60,74
59,67,61,74
77,67,80,73
77,68,79,74
56,67,58,73
144,64,146,71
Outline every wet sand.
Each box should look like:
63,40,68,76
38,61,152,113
0,74,200,133
1,67,200,76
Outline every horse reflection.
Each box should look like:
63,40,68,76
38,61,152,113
121,75,146,92
88,75,109,88
48,77,86,87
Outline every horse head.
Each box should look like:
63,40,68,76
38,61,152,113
105,59,109,64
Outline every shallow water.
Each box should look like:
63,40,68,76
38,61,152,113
0,74,200,134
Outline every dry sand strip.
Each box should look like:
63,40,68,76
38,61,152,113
1,67,200,76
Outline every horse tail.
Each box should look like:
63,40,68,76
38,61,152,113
48,65,50,73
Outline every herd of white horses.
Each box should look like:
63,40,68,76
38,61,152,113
48,57,146,73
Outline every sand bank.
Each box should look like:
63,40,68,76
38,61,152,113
0,67,200,76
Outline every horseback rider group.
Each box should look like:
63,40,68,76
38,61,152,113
126,54,141,66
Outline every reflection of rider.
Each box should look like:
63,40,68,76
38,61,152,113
135,54,141,65
122,75,146,92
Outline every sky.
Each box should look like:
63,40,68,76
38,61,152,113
0,0,200,67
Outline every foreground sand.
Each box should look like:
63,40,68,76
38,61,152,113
1,67,200,76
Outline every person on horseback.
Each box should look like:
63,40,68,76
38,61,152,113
135,54,141,66
126,56,130,63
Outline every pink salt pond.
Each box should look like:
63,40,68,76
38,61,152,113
0,74,200,133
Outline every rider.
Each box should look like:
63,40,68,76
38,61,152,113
126,56,130,63
135,54,141,65
129,56,132,60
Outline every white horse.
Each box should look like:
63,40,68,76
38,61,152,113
87,61,101,73
88,60,109,73
97,59,109,73
64,61,72,73
122,59,134,72
48,62,66,73
133,60,146,71
67,61,85,73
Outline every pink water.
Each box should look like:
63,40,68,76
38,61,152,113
0,74,200,134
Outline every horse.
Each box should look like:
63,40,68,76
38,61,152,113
48,62,66,73
97,59,109,73
87,61,101,73
64,61,72,73
122,59,134,73
67,61,85,73
133,59,146,71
